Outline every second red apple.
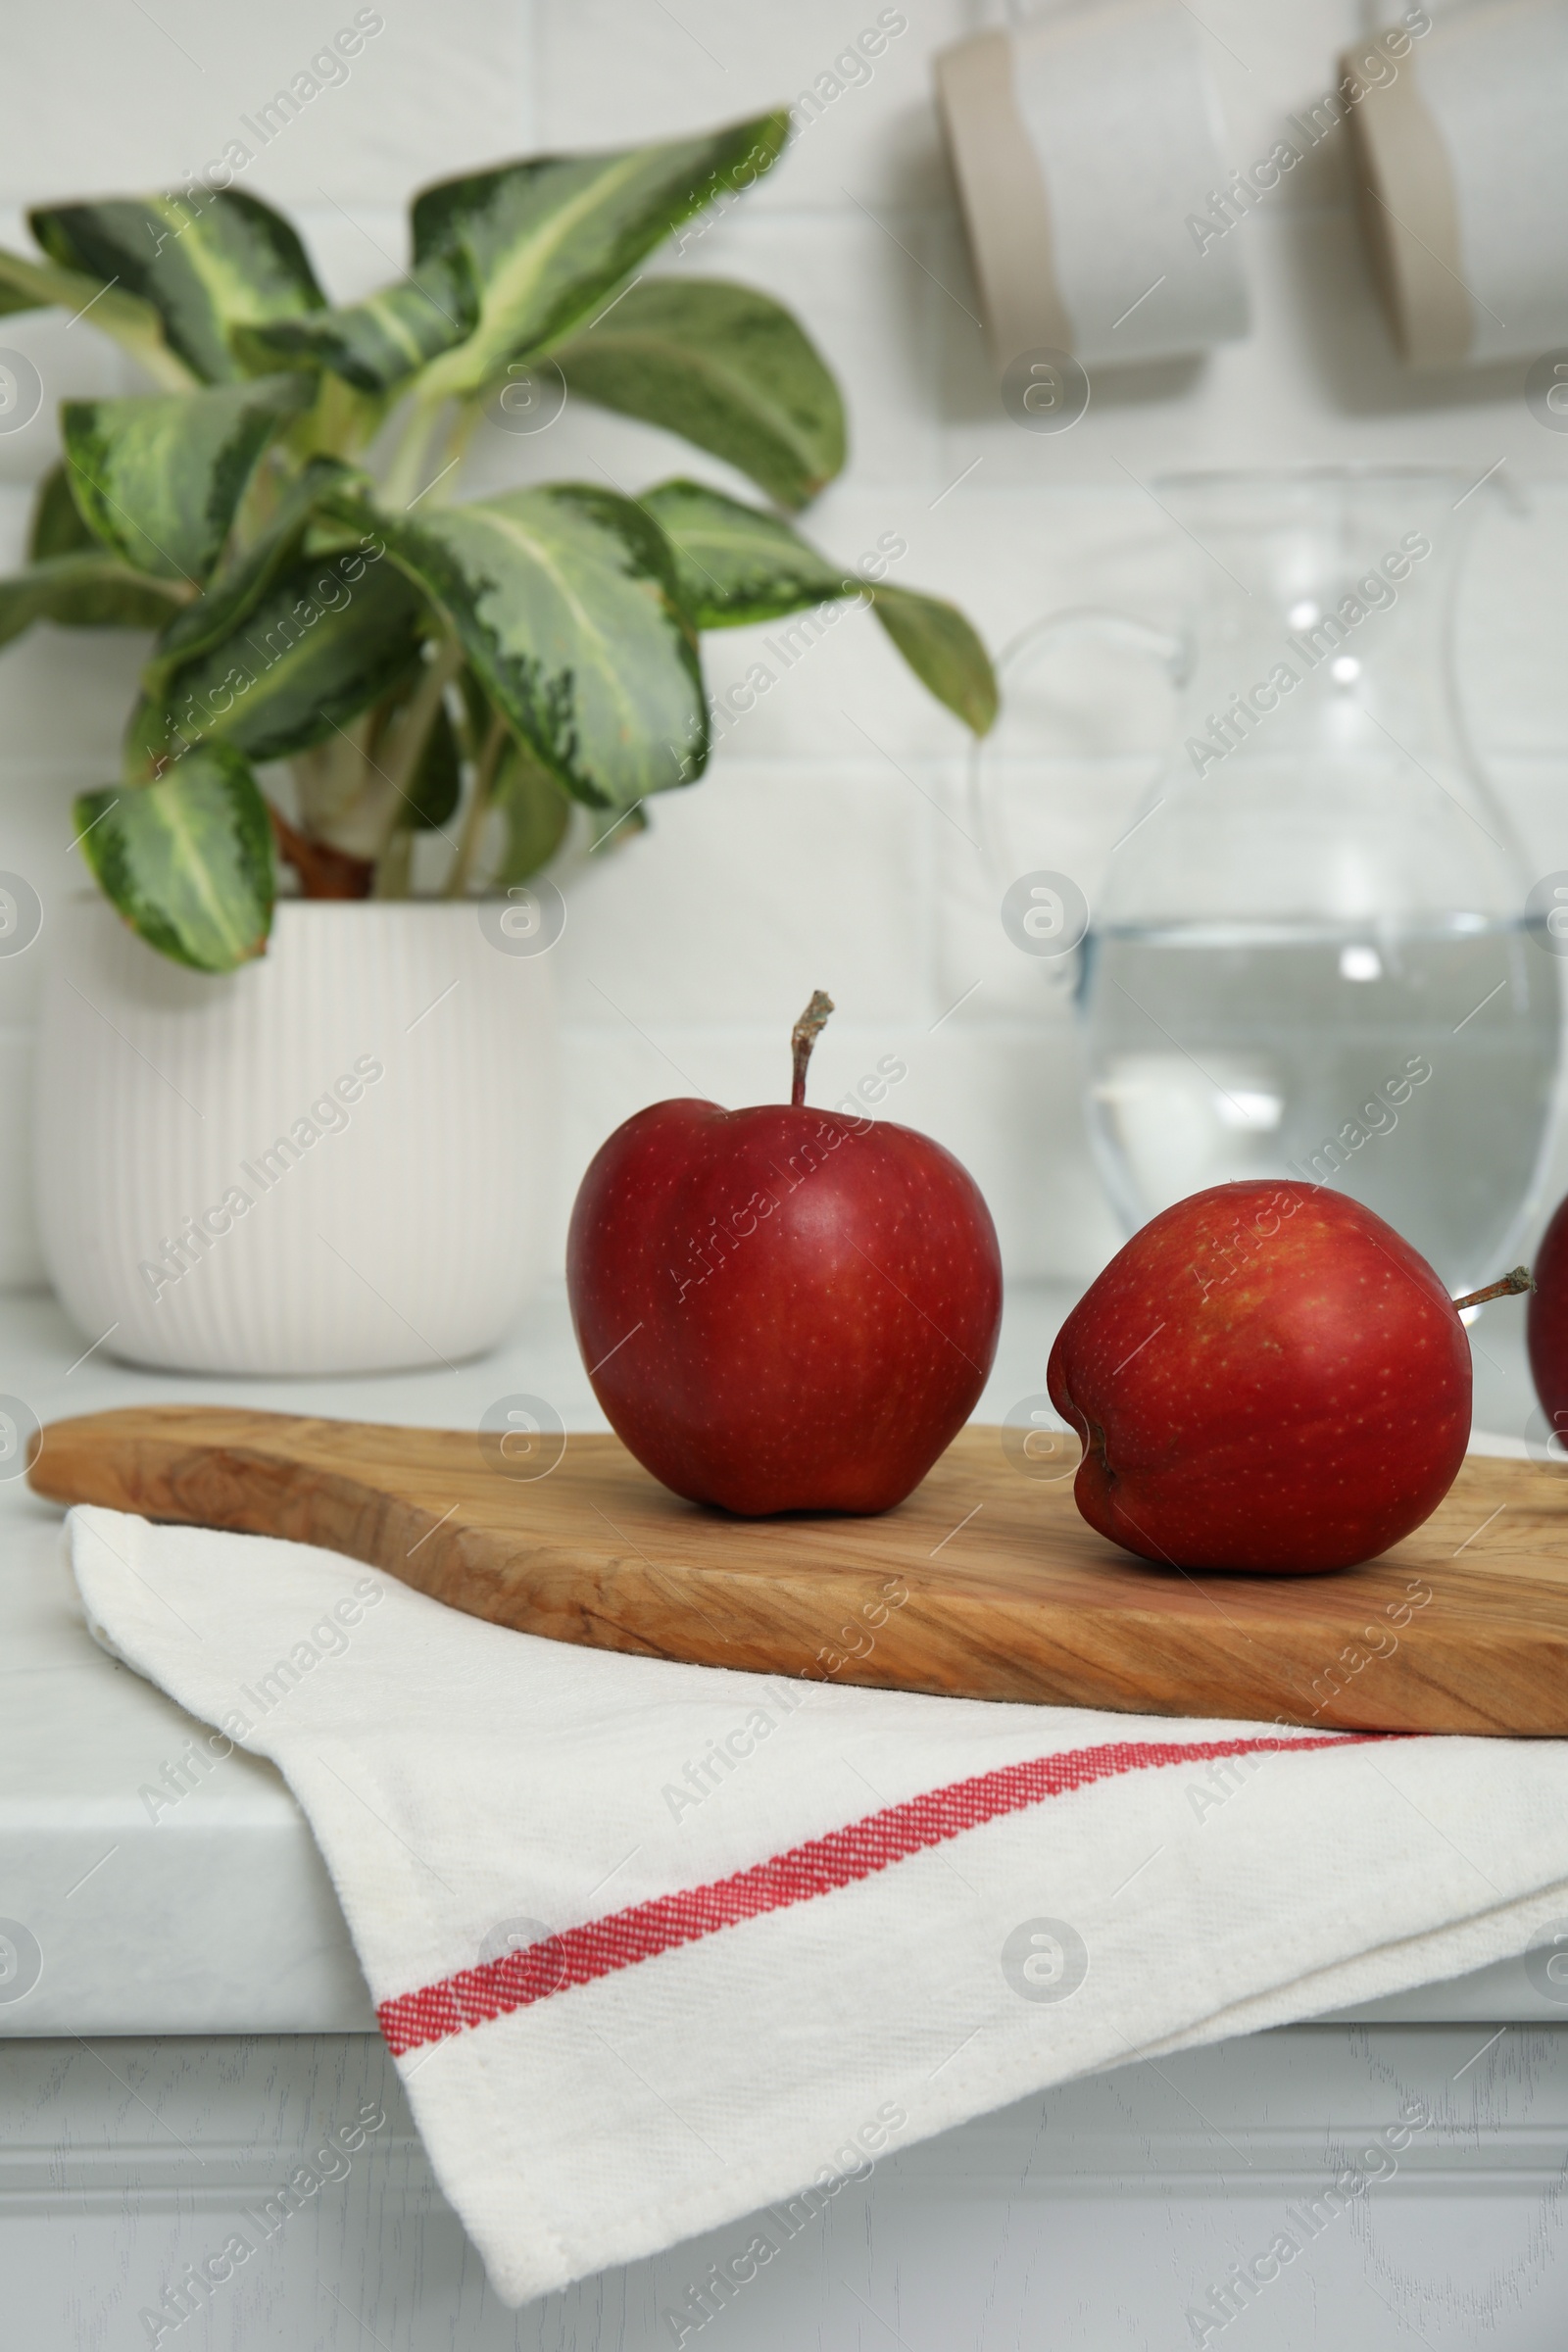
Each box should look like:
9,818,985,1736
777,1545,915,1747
1048,1181,1473,1572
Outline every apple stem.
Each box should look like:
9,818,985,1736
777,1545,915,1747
791,990,835,1106
1453,1265,1534,1311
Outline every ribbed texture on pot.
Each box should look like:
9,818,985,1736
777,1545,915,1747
35,899,558,1375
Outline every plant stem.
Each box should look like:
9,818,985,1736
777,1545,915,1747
382,638,465,812
444,712,508,898
269,804,374,899
352,642,465,896
790,990,835,1106
383,395,444,511
289,711,375,855
308,371,385,461
372,829,414,900
1454,1266,1534,1311
436,398,482,490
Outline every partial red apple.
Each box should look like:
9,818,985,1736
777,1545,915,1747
566,993,1002,1515
1528,1193,1568,1440
1048,1181,1476,1573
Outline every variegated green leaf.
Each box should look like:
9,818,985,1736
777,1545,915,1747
64,375,313,583
869,583,998,737
74,742,274,972
0,245,193,388
638,478,848,626
141,457,355,692
0,555,188,650
326,481,706,810
154,548,426,765
29,465,95,560
638,479,998,733
556,278,844,510
30,190,326,385
232,254,478,393
410,113,790,402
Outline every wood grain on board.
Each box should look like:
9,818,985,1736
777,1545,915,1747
27,1405,1568,1733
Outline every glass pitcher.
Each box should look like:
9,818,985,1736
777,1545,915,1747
978,468,1560,1295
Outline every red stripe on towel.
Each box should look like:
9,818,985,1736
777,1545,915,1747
378,1733,1371,2056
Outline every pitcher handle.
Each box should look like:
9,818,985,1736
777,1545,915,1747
969,607,1187,906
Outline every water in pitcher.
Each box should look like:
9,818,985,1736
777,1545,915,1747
1082,918,1558,1293
979,471,1566,1293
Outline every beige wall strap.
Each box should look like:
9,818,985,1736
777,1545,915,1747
933,30,1072,371
1343,43,1471,368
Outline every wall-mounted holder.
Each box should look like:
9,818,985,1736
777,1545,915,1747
1346,0,1568,367
933,0,1250,384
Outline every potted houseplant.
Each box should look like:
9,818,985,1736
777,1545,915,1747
1,109,997,1375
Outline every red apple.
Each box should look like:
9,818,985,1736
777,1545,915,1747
1048,1181,1476,1573
1528,1193,1568,1442
566,993,1002,1514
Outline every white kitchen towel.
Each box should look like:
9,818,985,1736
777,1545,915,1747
69,1503,1568,2309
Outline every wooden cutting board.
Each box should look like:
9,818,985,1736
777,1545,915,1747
27,1404,1568,1734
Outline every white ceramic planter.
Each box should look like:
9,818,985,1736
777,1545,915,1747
34,898,558,1375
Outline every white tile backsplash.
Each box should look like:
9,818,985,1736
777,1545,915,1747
0,6,529,209
536,0,972,209
556,758,931,1028
3,0,1568,1298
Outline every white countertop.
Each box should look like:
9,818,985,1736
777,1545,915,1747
0,1278,1556,2034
